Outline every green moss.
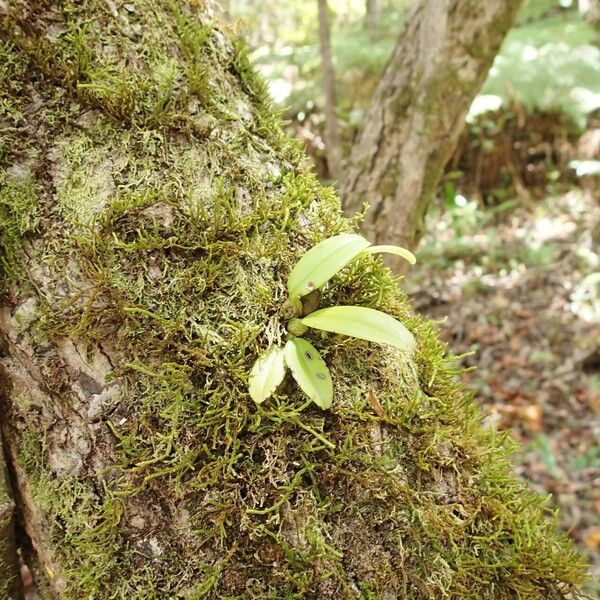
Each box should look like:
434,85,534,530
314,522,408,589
0,172,40,289
4,2,212,132
0,42,28,169
0,1,589,598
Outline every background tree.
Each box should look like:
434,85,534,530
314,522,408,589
365,0,381,39
0,0,587,597
579,0,600,24
342,0,524,253
317,0,342,178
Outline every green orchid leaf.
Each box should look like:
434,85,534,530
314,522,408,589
287,233,370,299
284,337,333,409
248,346,287,404
364,244,416,265
301,306,415,353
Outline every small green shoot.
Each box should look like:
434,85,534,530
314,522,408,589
287,318,308,336
364,244,416,265
301,306,415,353
249,234,417,408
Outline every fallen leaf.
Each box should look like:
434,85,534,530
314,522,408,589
583,527,600,551
368,390,385,417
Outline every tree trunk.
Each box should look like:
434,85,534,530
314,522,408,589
365,0,381,39
0,1,586,598
317,0,342,179
579,0,600,23
342,0,523,255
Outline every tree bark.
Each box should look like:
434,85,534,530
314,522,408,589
0,435,20,599
579,0,600,24
0,1,586,598
365,0,381,40
342,0,523,254
317,0,342,179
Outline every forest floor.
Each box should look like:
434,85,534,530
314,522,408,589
406,186,600,596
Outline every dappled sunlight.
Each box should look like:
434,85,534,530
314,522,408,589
527,214,576,241
570,272,600,323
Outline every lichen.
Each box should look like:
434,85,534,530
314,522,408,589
0,1,589,599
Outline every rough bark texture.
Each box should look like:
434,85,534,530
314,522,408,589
0,1,587,598
342,0,524,253
317,0,342,180
0,436,20,599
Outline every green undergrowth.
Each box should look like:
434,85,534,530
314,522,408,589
0,1,589,598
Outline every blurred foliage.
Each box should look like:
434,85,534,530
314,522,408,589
231,0,410,127
481,10,600,127
230,0,600,133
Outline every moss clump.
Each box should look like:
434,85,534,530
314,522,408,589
0,173,39,290
0,1,589,599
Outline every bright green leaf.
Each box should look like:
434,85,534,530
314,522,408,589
248,346,286,404
284,337,333,409
364,244,417,265
287,233,370,299
301,306,415,353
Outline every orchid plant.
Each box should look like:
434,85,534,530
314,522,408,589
248,234,416,409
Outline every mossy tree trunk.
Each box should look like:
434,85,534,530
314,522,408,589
0,1,587,598
341,0,524,256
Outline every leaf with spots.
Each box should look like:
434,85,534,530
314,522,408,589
284,337,333,409
287,233,370,300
